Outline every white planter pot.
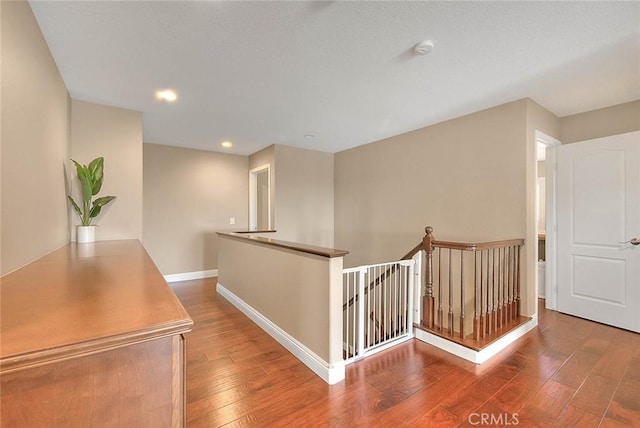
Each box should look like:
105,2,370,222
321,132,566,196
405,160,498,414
77,225,97,243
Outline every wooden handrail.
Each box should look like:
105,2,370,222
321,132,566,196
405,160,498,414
232,229,277,234
217,232,349,258
432,238,525,252
367,241,422,295
401,242,423,260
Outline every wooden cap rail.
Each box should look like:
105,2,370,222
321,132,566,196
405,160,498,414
431,238,525,252
232,229,277,234
402,230,524,258
217,232,349,258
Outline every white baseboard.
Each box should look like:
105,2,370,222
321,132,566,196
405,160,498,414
216,283,345,385
164,269,218,283
414,317,538,364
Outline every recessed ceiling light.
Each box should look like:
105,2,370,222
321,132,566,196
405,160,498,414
304,134,315,139
221,141,233,148
155,89,177,102
414,40,434,55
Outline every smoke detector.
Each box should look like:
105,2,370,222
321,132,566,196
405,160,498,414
414,40,434,55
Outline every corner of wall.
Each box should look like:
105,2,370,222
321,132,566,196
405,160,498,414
70,101,143,242
142,143,249,274
1,0,71,275
271,144,335,248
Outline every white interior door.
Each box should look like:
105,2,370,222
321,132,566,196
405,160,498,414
557,131,640,332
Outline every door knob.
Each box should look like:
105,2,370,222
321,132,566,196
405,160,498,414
620,238,640,246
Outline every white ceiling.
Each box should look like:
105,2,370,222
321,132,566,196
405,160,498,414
30,1,640,156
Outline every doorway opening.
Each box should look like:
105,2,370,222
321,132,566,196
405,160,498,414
249,164,271,231
535,131,560,310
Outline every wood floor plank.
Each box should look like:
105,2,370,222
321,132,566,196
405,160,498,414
219,379,331,427
525,378,576,418
601,378,640,427
510,407,557,428
634,342,640,359
624,357,640,382
592,339,637,381
374,366,477,425
457,400,514,428
412,404,462,427
170,280,640,427
379,366,441,399
551,349,601,388
554,404,601,428
487,373,538,413
187,372,281,421
267,381,368,426
441,355,525,418
570,373,619,417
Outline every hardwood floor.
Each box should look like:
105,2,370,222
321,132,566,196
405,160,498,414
171,278,640,427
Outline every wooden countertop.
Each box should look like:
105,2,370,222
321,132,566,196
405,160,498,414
217,232,349,258
0,240,193,372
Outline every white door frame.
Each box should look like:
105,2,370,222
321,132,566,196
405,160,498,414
249,164,271,231
535,131,561,310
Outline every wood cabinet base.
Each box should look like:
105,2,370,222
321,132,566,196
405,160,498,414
0,241,192,427
1,335,186,427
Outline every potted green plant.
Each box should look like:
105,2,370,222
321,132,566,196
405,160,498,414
67,157,116,243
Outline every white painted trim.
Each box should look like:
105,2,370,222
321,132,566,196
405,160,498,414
414,317,538,364
216,283,345,385
249,163,271,231
362,334,414,360
344,334,415,366
413,251,423,324
536,131,561,311
164,269,218,283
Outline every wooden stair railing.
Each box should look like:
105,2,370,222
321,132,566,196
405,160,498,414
343,226,525,354
419,226,525,343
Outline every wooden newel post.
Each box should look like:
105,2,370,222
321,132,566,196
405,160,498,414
421,226,435,328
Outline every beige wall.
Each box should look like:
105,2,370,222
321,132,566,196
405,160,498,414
248,144,334,248
217,234,343,365
559,100,640,144
336,100,528,264
1,1,71,275
144,142,333,275
0,0,2,275
143,143,248,275
273,144,335,248
70,100,142,241
335,99,555,318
